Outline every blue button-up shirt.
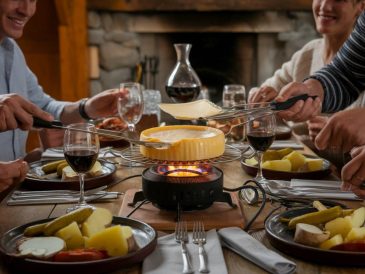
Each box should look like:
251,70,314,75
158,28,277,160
0,38,69,161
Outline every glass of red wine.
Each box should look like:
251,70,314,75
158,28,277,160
246,109,276,183
63,123,99,212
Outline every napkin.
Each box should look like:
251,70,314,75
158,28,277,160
218,227,296,274
142,230,227,274
270,140,303,149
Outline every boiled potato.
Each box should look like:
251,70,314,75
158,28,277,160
262,159,291,172
86,225,132,257
55,221,85,249
263,150,281,162
319,234,343,250
277,148,294,158
283,151,306,171
325,217,353,238
350,207,365,227
345,227,365,243
304,158,323,172
81,207,113,237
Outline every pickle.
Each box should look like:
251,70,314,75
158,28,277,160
56,162,69,177
44,207,94,236
23,222,48,236
288,206,342,229
41,160,67,174
342,209,355,217
313,200,327,211
279,217,290,223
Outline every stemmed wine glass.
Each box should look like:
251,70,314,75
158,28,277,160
118,82,144,162
246,109,276,184
63,123,99,212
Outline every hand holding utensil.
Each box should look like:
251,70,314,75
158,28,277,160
193,221,209,273
175,221,194,274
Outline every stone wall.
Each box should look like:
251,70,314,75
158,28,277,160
87,10,318,98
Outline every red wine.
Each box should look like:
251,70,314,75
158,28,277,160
64,149,98,173
166,86,201,103
247,132,275,152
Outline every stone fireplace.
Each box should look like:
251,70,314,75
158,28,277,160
87,8,318,110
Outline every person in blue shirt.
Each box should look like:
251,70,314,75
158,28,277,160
0,0,125,191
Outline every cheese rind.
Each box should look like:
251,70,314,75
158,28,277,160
139,125,225,161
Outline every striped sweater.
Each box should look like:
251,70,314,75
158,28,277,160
311,11,365,113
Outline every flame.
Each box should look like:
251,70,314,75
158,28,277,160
157,164,211,177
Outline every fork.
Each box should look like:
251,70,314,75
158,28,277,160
175,221,194,274
193,221,209,273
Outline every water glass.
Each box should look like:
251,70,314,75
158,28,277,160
222,84,246,143
143,89,161,123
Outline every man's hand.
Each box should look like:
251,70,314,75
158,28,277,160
248,86,278,103
315,108,365,153
0,159,28,192
341,146,365,199
0,94,53,132
85,89,127,119
275,80,323,122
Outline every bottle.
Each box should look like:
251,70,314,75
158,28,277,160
165,44,201,103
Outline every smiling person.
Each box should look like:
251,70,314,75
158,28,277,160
0,0,124,162
248,0,365,146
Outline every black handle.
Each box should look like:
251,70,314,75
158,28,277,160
33,117,64,129
270,94,318,111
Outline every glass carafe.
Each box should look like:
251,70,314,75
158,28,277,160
165,44,201,103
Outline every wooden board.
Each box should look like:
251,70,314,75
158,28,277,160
119,188,245,231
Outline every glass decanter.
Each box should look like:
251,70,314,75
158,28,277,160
165,43,202,103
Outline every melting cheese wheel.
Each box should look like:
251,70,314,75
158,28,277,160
139,125,225,161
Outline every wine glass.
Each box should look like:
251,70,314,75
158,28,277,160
246,108,276,184
63,123,99,212
118,82,144,162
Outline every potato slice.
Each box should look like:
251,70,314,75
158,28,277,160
81,207,113,237
277,148,294,158
283,151,306,171
262,150,281,162
55,221,85,249
86,225,132,257
325,217,353,238
319,234,343,250
345,227,365,243
304,158,323,172
262,159,291,172
350,207,365,227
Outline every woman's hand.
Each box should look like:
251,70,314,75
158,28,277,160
248,86,278,103
0,159,28,192
307,115,329,142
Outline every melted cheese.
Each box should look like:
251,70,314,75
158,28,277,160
140,125,225,161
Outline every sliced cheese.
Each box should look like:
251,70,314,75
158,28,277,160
140,125,225,161
159,99,223,120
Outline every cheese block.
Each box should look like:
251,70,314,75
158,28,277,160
62,161,103,180
139,125,225,161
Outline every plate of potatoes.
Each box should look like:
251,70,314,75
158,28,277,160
241,148,331,180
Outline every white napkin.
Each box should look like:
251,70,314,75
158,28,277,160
142,230,227,274
218,227,296,274
270,140,303,149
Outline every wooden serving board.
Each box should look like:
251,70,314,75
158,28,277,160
118,188,245,231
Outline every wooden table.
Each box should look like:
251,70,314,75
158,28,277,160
0,159,364,274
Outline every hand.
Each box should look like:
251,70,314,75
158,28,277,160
341,146,365,199
315,108,365,152
248,86,278,103
307,115,329,142
275,80,323,122
85,89,127,119
0,94,53,131
0,159,28,192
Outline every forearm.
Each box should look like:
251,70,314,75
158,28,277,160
59,101,84,124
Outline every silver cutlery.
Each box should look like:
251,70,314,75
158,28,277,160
13,185,107,196
193,221,209,273
175,221,194,274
